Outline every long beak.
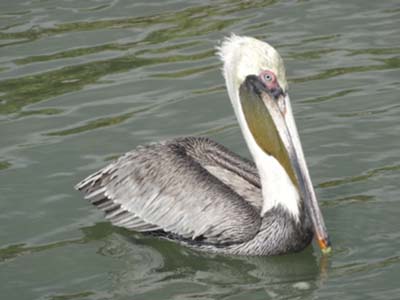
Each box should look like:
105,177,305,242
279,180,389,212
239,75,331,254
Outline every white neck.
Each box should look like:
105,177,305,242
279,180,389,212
218,34,301,220
229,88,301,221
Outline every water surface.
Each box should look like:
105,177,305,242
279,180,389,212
1,0,400,299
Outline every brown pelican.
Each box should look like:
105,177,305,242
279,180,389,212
76,35,331,256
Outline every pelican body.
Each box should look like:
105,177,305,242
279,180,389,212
76,35,331,256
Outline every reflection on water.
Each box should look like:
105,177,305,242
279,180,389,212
0,222,325,299
104,232,322,299
1,0,400,299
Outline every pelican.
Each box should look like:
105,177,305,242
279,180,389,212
76,35,331,256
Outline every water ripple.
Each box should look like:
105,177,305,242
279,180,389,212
318,164,400,189
292,57,400,83
1,1,400,299
0,50,212,115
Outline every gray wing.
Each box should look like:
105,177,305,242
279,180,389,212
75,137,262,244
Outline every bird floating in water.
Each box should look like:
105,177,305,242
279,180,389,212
76,35,331,256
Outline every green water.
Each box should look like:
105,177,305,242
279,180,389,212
1,0,399,299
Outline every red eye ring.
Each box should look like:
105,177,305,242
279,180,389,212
264,73,273,82
260,70,276,84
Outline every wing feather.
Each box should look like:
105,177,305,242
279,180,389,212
76,137,261,244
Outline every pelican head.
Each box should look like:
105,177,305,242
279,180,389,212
218,35,331,253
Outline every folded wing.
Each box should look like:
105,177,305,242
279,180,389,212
76,137,262,244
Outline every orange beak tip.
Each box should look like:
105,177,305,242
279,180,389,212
321,245,332,254
317,237,332,254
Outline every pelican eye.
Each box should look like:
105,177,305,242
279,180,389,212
260,70,276,85
264,73,273,82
